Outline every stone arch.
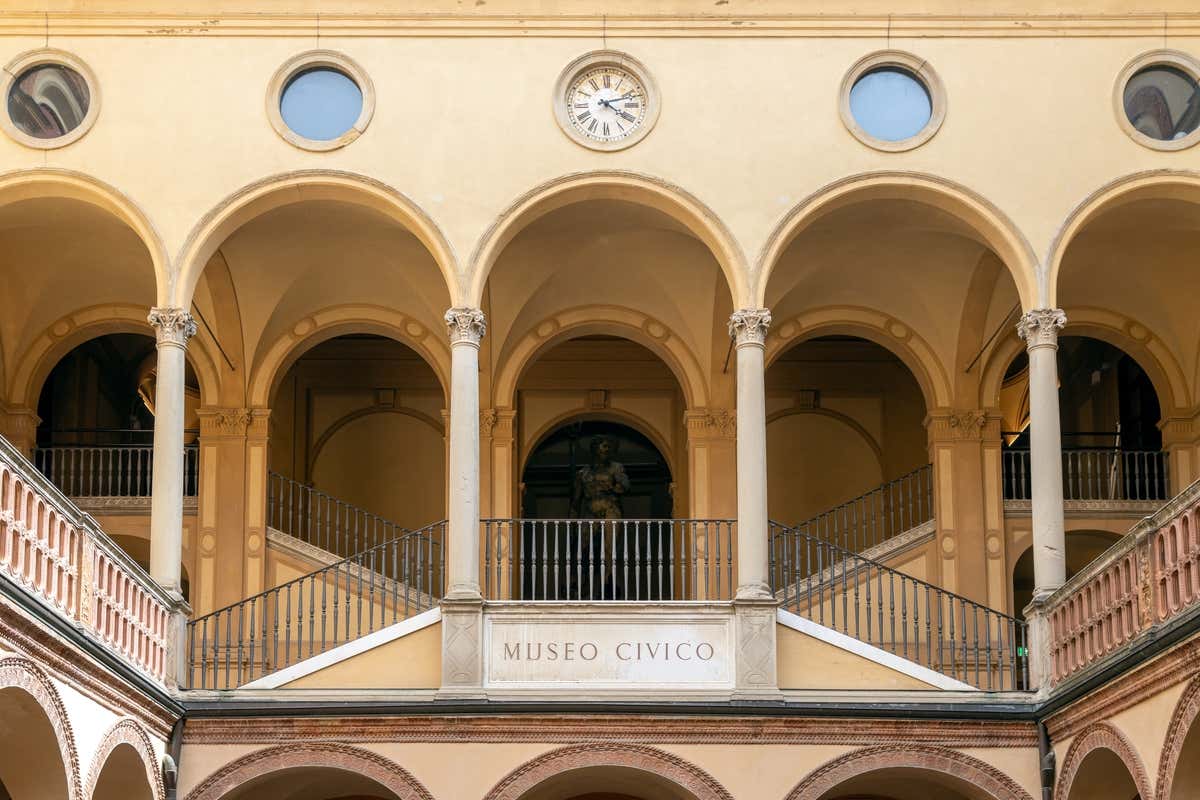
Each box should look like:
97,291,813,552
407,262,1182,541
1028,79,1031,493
8,303,221,410
85,718,164,800
309,406,445,473
247,304,451,409
764,305,951,410
0,168,169,306
467,171,749,307
1156,673,1200,800
767,407,885,471
1055,721,1151,800
1046,170,1200,310
520,407,679,482
173,170,459,308
0,656,81,800
493,306,709,409
756,171,1039,311
183,742,434,800
785,744,1034,800
481,743,734,800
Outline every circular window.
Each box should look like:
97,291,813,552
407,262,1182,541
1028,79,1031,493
267,51,374,151
1115,51,1200,150
839,51,945,152
0,50,99,149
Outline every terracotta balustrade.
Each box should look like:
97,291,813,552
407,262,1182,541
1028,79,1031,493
0,436,173,684
1046,479,1200,685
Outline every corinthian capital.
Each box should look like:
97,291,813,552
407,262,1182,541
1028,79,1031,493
147,307,197,347
728,309,772,347
1016,308,1066,350
445,307,486,346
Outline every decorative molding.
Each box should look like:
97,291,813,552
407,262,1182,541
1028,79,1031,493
0,657,81,800
784,744,1034,800
733,601,779,696
198,407,252,438
1054,722,1151,800
445,307,486,346
483,743,734,800
439,597,483,694
147,307,197,347
85,719,165,800
728,309,772,347
479,408,498,438
183,743,434,800
1016,308,1067,350
1003,498,1162,516
926,409,1001,442
1155,673,1200,800
685,408,736,440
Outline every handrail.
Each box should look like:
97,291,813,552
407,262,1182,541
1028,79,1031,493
32,444,199,499
267,471,410,558
769,518,1028,691
187,519,445,690
1001,448,1169,502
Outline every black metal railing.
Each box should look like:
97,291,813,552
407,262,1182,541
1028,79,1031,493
32,444,199,498
187,520,445,690
480,518,735,601
268,472,411,558
769,520,1028,691
1002,449,1169,502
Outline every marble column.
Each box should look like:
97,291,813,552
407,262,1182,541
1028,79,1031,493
1017,309,1068,601
147,307,197,597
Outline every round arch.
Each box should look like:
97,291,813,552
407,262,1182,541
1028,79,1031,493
1156,673,1200,800
247,305,451,409
0,168,169,307
756,171,1039,311
0,656,81,800
467,171,749,307
520,408,678,482
481,743,734,800
764,306,951,410
310,406,445,472
1055,722,1151,800
767,407,885,472
173,170,459,309
784,744,1034,800
86,719,164,800
1046,170,1200,310
9,304,221,410
183,743,434,800
494,306,709,409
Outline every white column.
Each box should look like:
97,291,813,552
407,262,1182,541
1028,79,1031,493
147,307,197,596
729,309,772,600
444,307,486,599
1018,308,1067,601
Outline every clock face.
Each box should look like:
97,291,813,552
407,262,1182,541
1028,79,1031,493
564,66,649,145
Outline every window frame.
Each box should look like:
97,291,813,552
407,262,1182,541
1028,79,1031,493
0,49,100,150
267,50,375,152
839,50,946,153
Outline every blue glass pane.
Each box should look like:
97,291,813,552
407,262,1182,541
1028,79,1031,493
279,68,362,141
849,68,932,142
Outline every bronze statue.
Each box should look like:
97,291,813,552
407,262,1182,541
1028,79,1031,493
570,436,630,519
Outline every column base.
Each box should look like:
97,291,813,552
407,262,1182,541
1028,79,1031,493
732,595,782,702
437,595,485,699
1022,595,1055,697
165,594,193,692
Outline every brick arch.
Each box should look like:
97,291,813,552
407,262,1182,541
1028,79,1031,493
86,718,164,800
784,745,1034,800
183,743,434,800
1055,722,1151,800
482,743,734,800
1156,674,1200,800
0,656,81,800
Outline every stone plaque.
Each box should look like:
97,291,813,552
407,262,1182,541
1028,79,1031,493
484,604,734,691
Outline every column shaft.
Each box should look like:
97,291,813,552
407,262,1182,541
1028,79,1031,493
729,309,772,599
445,308,486,599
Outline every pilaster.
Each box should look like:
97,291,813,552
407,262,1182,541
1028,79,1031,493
731,597,782,701
0,406,40,456
195,406,258,613
1161,409,1200,493
437,595,485,699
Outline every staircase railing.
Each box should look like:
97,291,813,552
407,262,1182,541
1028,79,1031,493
1002,448,1169,502
769,519,1027,691
267,471,409,558
187,519,445,690
32,444,199,498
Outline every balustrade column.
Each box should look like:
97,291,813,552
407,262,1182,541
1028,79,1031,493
148,307,197,596
1017,309,1068,600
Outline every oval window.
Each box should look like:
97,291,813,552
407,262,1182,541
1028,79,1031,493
6,63,91,139
279,67,363,142
849,67,933,143
1122,65,1200,142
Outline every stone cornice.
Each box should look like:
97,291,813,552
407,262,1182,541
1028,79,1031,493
4,12,1200,38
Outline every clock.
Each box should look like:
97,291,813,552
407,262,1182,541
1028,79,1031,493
554,52,659,151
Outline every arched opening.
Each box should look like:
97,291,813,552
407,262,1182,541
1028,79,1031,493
508,765,701,800
1169,710,1200,799
0,686,71,800
213,766,402,799
268,333,446,554
810,767,1005,800
999,336,1168,502
90,743,154,800
1063,748,1141,800
1011,529,1122,618
766,335,929,530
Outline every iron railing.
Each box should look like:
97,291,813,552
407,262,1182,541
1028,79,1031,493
480,518,735,601
769,520,1028,691
771,465,934,561
268,471,412,558
187,520,445,690
32,444,199,499
1002,449,1169,502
